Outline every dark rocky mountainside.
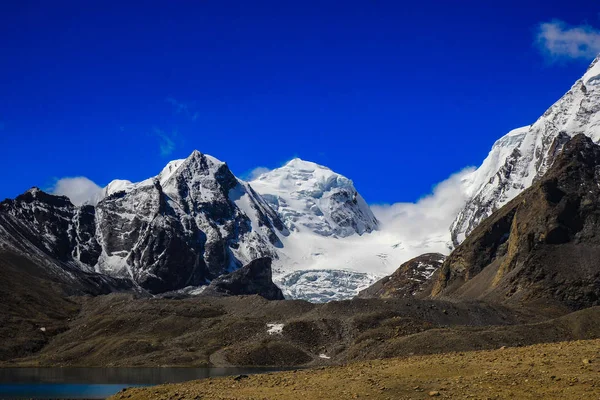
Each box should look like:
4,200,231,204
0,190,135,295
0,247,133,362
428,134,600,311
357,253,445,299
4,292,564,368
202,257,284,300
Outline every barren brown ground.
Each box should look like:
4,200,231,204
111,339,600,400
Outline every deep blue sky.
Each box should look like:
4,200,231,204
1,1,599,204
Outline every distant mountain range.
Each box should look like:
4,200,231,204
2,55,600,302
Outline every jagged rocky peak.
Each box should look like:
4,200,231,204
92,149,285,292
102,150,228,199
250,157,378,237
451,54,600,246
432,134,600,310
357,253,445,299
0,149,288,295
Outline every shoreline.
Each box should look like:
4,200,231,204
109,338,600,400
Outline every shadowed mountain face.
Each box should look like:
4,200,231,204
357,253,445,299
429,134,600,311
202,257,285,300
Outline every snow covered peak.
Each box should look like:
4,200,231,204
250,159,378,237
101,150,227,200
161,150,226,183
582,54,600,85
451,55,600,245
103,180,134,197
284,157,331,171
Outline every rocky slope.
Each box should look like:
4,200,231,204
0,189,135,294
357,253,445,299
451,55,600,245
430,134,600,311
5,292,563,368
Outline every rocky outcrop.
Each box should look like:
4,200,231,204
431,134,600,311
357,253,445,299
202,257,284,300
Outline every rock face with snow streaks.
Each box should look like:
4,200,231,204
0,151,287,294
434,134,600,310
451,56,600,245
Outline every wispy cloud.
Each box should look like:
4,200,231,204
536,20,600,60
166,97,199,121
50,177,103,206
153,128,177,157
244,166,272,181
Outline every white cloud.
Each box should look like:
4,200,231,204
51,177,103,206
536,20,600,60
371,168,474,242
245,166,271,181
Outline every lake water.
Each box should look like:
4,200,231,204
0,367,288,399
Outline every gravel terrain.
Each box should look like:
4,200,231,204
111,338,600,399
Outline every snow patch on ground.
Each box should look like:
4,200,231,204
266,323,284,335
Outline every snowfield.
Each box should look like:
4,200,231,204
249,158,453,302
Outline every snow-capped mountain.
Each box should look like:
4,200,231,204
0,151,287,294
451,55,600,245
95,150,286,291
0,189,134,294
1,151,426,301
249,158,378,237
248,158,450,302
11,54,598,301
248,159,384,301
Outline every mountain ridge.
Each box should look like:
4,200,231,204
430,133,600,311
451,55,600,245
0,150,388,299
